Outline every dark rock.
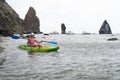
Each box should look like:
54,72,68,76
0,1,24,36
0,2,41,36
99,20,112,34
0,29,13,36
107,38,118,41
43,33,49,35
23,7,40,33
61,23,66,34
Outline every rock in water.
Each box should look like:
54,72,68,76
61,23,66,34
107,38,118,41
99,20,112,34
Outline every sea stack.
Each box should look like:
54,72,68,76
99,20,112,34
23,7,40,34
61,23,66,34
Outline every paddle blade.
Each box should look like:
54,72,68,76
10,35,19,39
49,41,58,44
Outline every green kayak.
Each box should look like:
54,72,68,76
18,45,59,52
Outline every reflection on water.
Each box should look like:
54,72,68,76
0,34,120,80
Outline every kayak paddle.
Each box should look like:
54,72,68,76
42,41,58,44
48,41,58,44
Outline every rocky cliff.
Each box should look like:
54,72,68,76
0,0,23,36
0,0,40,36
99,20,112,34
23,7,40,34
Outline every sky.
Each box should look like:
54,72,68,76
6,0,120,34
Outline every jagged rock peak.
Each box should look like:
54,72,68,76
99,20,112,34
61,23,66,34
23,6,40,34
26,7,36,18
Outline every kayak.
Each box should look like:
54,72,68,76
18,45,59,52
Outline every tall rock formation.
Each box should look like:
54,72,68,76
99,20,112,34
0,0,23,36
61,23,66,34
23,7,40,34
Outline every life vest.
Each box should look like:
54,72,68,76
28,39,35,45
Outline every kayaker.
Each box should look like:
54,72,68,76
27,33,43,47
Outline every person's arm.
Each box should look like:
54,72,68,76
34,39,43,43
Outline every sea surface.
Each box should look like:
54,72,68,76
0,34,120,80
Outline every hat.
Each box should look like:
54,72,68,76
30,33,34,35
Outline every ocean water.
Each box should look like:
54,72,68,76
0,34,120,80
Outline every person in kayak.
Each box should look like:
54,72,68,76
27,33,43,47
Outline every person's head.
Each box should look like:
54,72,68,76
30,33,35,38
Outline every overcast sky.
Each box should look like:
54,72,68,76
6,0,120,34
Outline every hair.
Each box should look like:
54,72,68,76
30,35,35,38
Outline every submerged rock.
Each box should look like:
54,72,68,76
99,20,112,34
107,38,118,41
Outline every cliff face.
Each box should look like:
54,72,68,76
99,20,112,34
0,1,40,36
0,0,23,35
23,7,40,34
